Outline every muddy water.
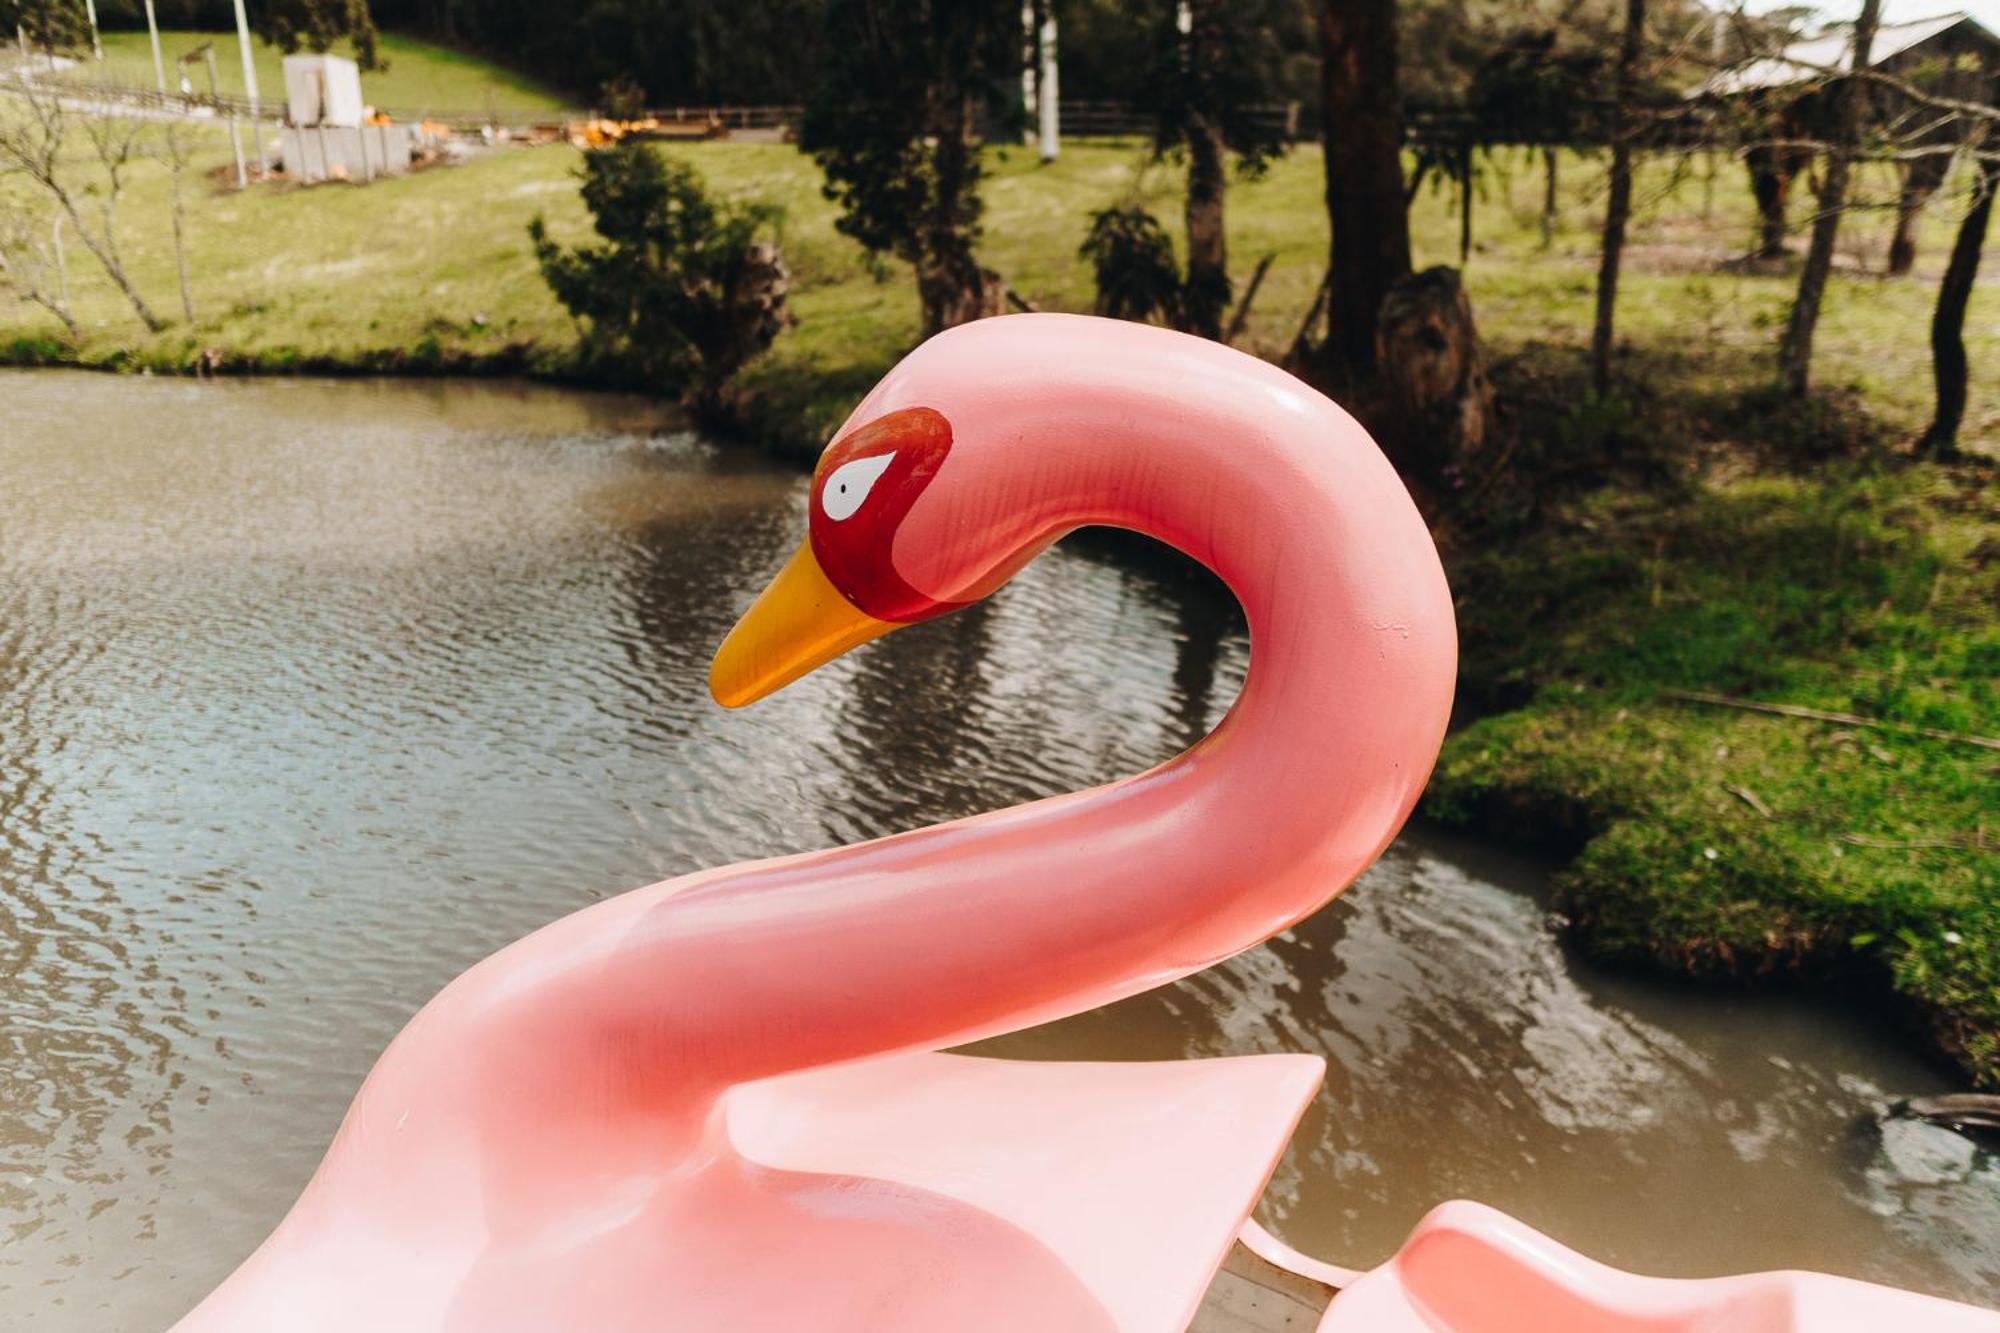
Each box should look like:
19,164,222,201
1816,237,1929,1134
0,371,1992,1330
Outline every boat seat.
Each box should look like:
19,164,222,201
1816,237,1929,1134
727,1050,1324,1333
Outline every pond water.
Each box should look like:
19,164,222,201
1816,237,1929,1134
0,371,1993,1330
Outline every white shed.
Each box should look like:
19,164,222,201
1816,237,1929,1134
282,53,365,128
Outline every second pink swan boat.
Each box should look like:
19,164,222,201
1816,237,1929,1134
173,316,1999,1332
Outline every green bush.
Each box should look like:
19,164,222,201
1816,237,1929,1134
1079,204,1184,326
529,144,789,411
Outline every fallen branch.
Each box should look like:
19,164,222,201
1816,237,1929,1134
1726,783,1773,818
1840,831,1990,850
1222,252,1275,346
1003,284,1038,314
1283,268,1332,370
1663,689,2000,752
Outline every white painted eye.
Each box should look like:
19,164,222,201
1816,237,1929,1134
821,453,895,522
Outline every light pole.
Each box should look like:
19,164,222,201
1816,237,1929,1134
143,0,165,92
1020,2,1037,149
1036,5,1058,163
1021,0,1059,162
82,0,102,60
231,0,267,176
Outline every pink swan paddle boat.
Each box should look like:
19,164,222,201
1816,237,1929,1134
172,315,2000,1333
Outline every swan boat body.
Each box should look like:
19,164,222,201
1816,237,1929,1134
172,316,1999,1333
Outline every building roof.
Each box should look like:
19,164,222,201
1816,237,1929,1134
1690,10,1998,97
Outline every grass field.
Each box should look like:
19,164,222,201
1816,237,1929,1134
1,119,1995,1084
68,29,568,114
4,127,1996,438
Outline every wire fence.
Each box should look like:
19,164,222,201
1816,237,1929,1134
0,73,1866,159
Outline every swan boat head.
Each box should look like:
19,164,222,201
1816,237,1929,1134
711,311,1458,736
709,404,965,706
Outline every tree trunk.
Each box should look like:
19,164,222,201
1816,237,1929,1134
56,190,163,332
1591,0,1644,397
0,251,81,340
1888,150,1950,276
1745,145,1800,258
1541,145,1558,248
1918,152,1999,459
41,293,82,340
1777,0,1882,399
1183,114,1229,340
167,127,194,325
917,83,989,337
1457,139,1473,265
1315,0,1410,383
1375,265,1493,490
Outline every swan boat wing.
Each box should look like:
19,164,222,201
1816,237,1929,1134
729,1050,1326,1333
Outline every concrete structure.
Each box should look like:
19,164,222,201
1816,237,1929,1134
278,53,412,184
282,53,365,128
280,122,413,184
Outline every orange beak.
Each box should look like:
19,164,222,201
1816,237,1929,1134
709,541,897,708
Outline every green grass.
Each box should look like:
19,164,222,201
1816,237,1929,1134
73,29,568,114
6,134,1997,438
1427,456,1999,1087
1,129,1994,1082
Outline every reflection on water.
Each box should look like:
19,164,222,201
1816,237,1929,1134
0,370,1992,1331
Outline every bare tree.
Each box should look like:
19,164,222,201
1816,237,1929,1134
1590,0,1646,396
0,203,80,339
1139,0,1290,343
0,80,167,331
1888,150,1950,275
1775,0,1883,398
160,122,196,325
1918,144,1999,459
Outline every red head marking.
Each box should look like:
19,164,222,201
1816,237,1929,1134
810,407,964,624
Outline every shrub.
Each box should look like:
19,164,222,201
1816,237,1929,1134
529,143,789,411
1079,205,1184,327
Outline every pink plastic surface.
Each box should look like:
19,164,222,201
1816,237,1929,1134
1319,1200,2000,1332
172,315,1454,1331
166,315,1992,1331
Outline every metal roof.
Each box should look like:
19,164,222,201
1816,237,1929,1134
1689,10,1997,97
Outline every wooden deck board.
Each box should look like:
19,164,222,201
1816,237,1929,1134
1190,1240,1338,1332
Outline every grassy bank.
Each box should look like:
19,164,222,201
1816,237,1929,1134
68,29,568,114
1429,423,1997,1087
2,108,1995,1083
8,121,1999,441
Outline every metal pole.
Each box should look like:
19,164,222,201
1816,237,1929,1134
231,0,267,175
1019,2,1036,147
1037,10,1058,163
143,0,165,92
83,0,102,60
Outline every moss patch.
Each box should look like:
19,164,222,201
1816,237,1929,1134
1429,455,1999,1086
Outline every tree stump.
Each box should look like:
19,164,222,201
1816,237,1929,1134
920,262,1008,333
1374,266,1493,488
